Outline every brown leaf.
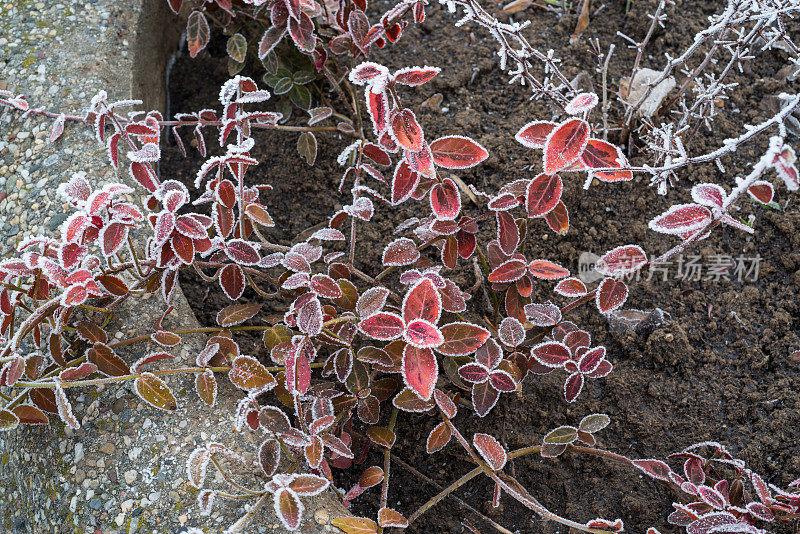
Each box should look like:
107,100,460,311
134,372,178,411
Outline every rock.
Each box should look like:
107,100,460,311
98,442,116,455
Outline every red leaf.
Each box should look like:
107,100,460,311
459,362,490,383
564,372,584,402
402,345,438,401
289,12,315,52
544,201,570,234
129,161,158,192
437,322,491,356
362,143,391,166
632,459,674,482
367,89,390,135
526,173,563,217
393,66,440,86
382,237,420,266
489,370,516,392
429,136,489,169
648,204,712,235
225,239,260,265
578,346,606,374
554,277,587,297
359,312,404,340
581,138,632,183
405,141,436,178
531,341,571,367
488,258,527,283
404,319,444,348
473,433,507,470
433,389,457,418
496,211,519,255
747,181,774,204
596,245,647,277
527,259,569,280
391,109,424,152
471,381,499,417
219,264,245,300
596,278,628,313
402,278,441,324
350,62,389,86
391,161,420,205
691,183,727,207
544,118,590,175
430,178,461,220
498,316,525,347
515,121,556,149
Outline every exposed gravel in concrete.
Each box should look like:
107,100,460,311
0,1,344,532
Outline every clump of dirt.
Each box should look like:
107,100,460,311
163,1,800,531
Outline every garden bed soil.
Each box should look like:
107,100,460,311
163,0,800,532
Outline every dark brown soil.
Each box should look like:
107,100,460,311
163,1,800,532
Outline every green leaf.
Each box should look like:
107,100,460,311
227,33,247,63
543,425,578,444
292,70,317,85
0,409,20,431
289,84,311,110
261,51,279,75
579,413,610,434
273,77,294,95
227,57,245,77
297,132,317,166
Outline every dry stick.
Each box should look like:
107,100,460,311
440,414,616,534
625,0,667,109
601,43,615,141
391,454,515,534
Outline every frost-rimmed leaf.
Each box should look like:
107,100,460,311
747,181,774,204
196,368,218,406
55,383,79,429
579,413,610,433
226,33,247,63
402,345,438,401
526,173,563,217
187,11,210,57
0,409,19,431
564,92,598,114
230,355,275,391
632,459,674,481
357,287,390,318
488,258,527,283
131,352,173,373
187,446,211,488
530,341,571,367
648,204,712,235
12,404,49,425
472,380,499,417
429,135,489,169
515,120,556,149
404,319,444,348
596,278,628,314
596,245,647,277
402,278,441,324
426,421,451,453
544,118,590,175
473,433,507,470
378,507,409,528
554,277,587,297
564,372,584,402
430,178,461,221
498,316,525,347
393,65,440,86
391,109,424,152
437,322,490,356
217,302,262,327
691,183,726,208
527,259,569,280
524,302,562,327
274,488,303,530
382,237,419,266
359,312,405,340
134,372,178,411
391,160,420,205
544,425,578,444
197,489,216,516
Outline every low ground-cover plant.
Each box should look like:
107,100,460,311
1,0,800,532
